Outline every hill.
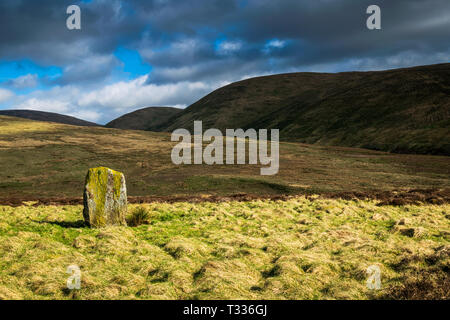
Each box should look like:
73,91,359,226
0,110,100,127
105,106,182,130
154,63,450,155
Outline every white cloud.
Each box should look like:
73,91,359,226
6,74,38,89
78,75,219,112
217,41,243,55
0,88,14,103
266,39,286,49
263,39,287,54
12,86,81,114
7,76,222,124
15,98,72,114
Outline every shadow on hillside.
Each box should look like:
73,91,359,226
33,220,87,228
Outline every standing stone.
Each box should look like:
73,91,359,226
83,167,127,227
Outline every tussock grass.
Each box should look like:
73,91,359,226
0,198,448,300
126,207,150,227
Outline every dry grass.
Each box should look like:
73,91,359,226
0,116,449,200
0,197,448,300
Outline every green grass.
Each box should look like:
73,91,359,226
0,197,448,299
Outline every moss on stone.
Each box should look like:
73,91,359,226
83,167,127,227
112,172,122,199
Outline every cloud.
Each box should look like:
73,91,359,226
57,54,120,85
78,75,222,112
1,0,449,72
266,39,286,49
0,0,449,122
15,98,72,114
4,74,38,89
0,88,14,103
10,75,224,124
216,40,243,55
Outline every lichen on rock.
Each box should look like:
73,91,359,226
83,167,127,227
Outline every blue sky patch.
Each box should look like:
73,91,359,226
0,60,62,83
114,47,152,79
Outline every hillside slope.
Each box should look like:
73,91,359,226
154,63,450,155
0,110,100,127
106,106,182,130
0,115,448,200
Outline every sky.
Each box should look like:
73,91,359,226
0,0,448,124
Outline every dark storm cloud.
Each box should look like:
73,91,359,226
0,0,142,65
0,0,448,85
136,0,450,83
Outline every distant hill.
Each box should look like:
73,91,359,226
0,110,100,127
106,107,182,130
153,63,450,155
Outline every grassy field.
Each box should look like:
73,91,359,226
0,198,448,300
0,116,449,300
0,115,449,201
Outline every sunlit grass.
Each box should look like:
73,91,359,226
0,116,61,135
0,197,448,300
